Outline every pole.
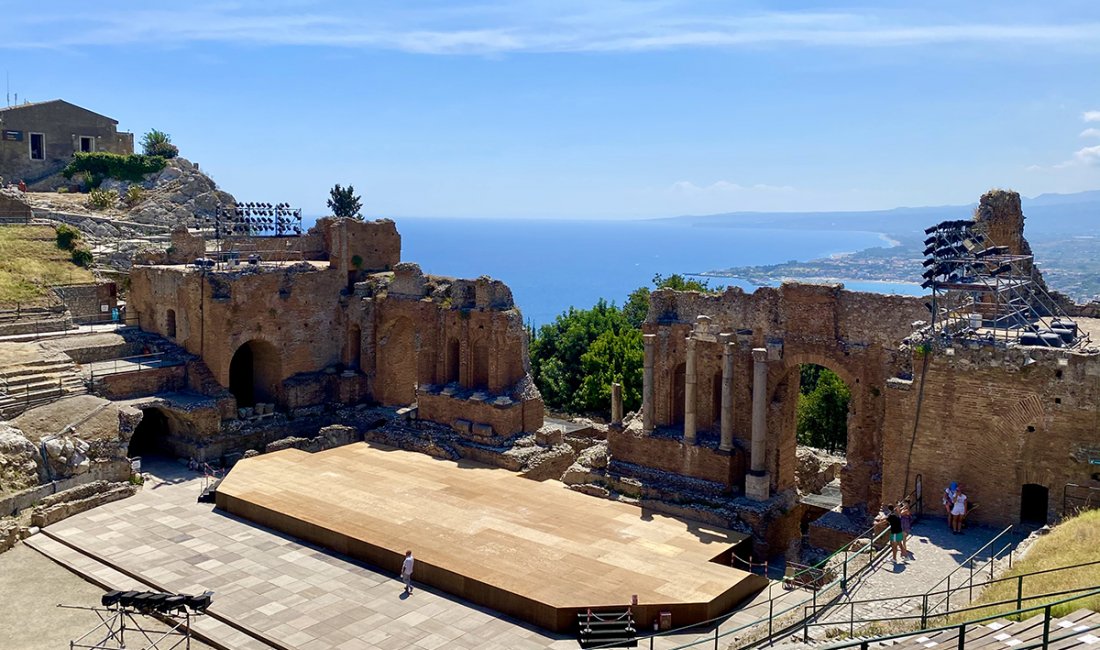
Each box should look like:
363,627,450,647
1042,604,1052,648
1016,576,1023,609
921,594,928,628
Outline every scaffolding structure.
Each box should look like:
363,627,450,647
920,219,1090,349
64,590,212,650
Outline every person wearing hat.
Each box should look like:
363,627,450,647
943,482,958,529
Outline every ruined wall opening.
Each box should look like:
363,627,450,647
347,325,361,370
670,362,685,424
781,363,851,514
166,309,176,338
229,339,282,407
1020,483,1049,525
708,371,722,430
128,407,173,459
446,338,460,384
472,341,489,389
376,317,417,405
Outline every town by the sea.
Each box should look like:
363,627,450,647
381,217,923,327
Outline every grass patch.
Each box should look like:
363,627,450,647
0,226,95,305
937,510,1100,625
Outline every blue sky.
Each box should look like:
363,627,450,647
4,1,1099,218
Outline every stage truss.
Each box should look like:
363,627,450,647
63,590,212,650
921,219,1090,349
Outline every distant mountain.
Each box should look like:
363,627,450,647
665,189,1100,240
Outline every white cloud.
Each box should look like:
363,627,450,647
1080,128,1100,139
1083,111,1100,123
3,3,1100,54
1072,145,1100,166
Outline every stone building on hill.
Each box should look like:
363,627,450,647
0,100,134,187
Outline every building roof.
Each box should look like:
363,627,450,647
0,99,119,124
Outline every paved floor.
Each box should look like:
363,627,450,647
0,542,217,650
805,516,1026,639
29,458,792,650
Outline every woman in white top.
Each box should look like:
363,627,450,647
950,491,968,534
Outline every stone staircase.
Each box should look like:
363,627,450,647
0,357,86,419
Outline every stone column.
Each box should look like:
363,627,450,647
719,333,734,452
642,334,656,433
683,337,697,444
611,382,623,426
745,347,771,501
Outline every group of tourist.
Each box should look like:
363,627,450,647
877,480,969,566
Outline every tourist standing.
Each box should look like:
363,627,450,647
877,505,908,564
943,482,958,528
951,489,968,535
401,550,415,595
899,500,913,542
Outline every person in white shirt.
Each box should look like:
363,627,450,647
401,550,415,595
951,490,968,535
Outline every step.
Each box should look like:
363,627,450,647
0,360,76,378
22,534,271,650
1,375,80,392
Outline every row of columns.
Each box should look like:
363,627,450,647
640,332,771,500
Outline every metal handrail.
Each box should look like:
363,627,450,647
820,585,1100,650
926,525,1014,597
801,556,1100,635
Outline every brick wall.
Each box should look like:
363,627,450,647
882,346,1100,527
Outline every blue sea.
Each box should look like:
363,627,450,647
379,217,923,327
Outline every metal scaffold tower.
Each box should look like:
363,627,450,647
920,219,1090,349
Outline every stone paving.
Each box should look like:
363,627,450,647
28,459,809,650
804,515,1027,640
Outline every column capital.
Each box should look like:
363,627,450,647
752,347,769,363
643,333,657,345
718,332,734,346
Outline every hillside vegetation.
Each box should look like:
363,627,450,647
0,226,95,305
951,509,1100,622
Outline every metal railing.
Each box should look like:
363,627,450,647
588,520,894,650
820,586,1100,650
86,352,180,386
1064,483,1100,517
799,555,1100,639
925,525,1016,612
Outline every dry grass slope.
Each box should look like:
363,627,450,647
951,510,1100,622
0,225,94,305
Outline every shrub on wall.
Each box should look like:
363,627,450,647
71,247,94,267
62,152,167,184
124,185,145,206
88,188,119,210
55,224,81,250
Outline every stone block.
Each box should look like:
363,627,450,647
535,426,564,446
452,419,472,434
471,423,494,439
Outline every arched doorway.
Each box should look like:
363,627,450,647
446,338,460,384
128,407,172,458
773,360,856,510
1020,484,1049,525
228,339,282,407
472,341,489,389
670,362,686,425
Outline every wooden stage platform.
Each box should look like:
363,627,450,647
215,443,765,632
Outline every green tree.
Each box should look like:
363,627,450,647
530,300,635,413
578,327,644,412
327,184,363,219
140,129,179,158
796,365,850,454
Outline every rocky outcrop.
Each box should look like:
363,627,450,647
42,431,91,478
795,447,844,495
0,425,41,493
104,157,234,228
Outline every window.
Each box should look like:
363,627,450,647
29,133,44,160
79,136,94,153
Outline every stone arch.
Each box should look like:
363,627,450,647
346,324,362,370
670,362,686,425
472,340,489,389
445,337,461,384
376,316,417,405
128,407,174,458
768,352,870,510
228,339,283,408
